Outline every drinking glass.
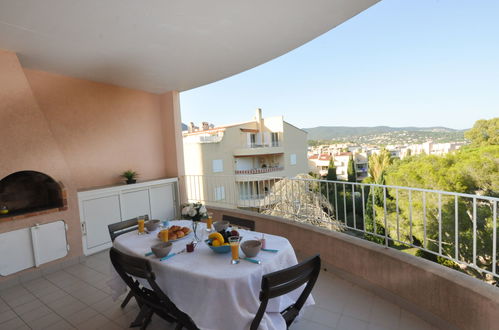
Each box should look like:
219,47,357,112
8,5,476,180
137,218,145,235
206,213,213,232
162,219,169,228
159,229,169,242
229,236,241,264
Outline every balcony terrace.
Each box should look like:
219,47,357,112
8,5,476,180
1,1,497,329
235,166,284,175
184,174,499,330
233,146,284,157
0,244,438,330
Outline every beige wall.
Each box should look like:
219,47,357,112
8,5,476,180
281,122,308,176
0,49,182,277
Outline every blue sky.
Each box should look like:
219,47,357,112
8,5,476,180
180,0,499,130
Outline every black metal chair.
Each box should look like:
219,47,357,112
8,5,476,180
108,214,149,242
250,254,321,330
222,214,255,231
110,247,199,330
108,215,148,308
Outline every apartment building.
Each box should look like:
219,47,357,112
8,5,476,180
183,109,308,208
308,152,368,181
400,141,465,158
308,154,332,177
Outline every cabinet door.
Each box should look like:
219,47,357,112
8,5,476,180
150,184,176,221
121,189,150,221
82,194,121,249
0,228,35,276
31,221,68,267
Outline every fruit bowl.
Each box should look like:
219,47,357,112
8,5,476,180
205,239,231,254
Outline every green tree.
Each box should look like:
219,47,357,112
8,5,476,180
363,149,393,243
347,156,356,182
384,145,499,280
326,158,337,181
368,149,393,184
464,117,499,146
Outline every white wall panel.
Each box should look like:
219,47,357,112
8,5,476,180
0,228,35,276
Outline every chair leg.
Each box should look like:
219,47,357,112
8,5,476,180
140,310,154,330
121,290,134,308
130,306,149,328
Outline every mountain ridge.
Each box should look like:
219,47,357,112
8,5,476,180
304,126,467,141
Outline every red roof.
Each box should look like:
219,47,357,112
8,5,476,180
318,154,331,161
309,153,331,161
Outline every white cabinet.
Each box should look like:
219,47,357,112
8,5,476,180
82,195,121,251
121,189,150,221
78,178,178,255
0,228,35,276
0,221,68,276
150,184,176,220
31,221,68,267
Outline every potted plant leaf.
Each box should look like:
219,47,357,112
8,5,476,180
121,170,138,184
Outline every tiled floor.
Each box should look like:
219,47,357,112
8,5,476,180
0,250,439,330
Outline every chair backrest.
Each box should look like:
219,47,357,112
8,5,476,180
222,215,255,231
109,248,199,329
108,214,149,242
250,254,321,330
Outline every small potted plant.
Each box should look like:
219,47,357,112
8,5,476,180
121,170,138,184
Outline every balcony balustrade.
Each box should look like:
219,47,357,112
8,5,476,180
183,174,499,282
182,173,499,330
247,141,281,148
235,166,284,175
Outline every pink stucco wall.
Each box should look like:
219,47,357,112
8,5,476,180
24,69,180,189
0,49,182,273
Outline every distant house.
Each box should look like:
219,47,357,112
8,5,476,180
309,151,368,181
308,153,332,177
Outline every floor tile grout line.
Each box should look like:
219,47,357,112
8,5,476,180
59,268,114,297
40,266,129,329
0,295,34,330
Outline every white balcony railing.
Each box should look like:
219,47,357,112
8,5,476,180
183,174,499,282
247,141,280,148
235,167,284,175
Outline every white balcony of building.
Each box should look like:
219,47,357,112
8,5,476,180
235,166,284,175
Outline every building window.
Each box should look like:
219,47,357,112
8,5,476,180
290,154,297,166
212,159,223,173
271,132,279,146
250,133,256,147
214,186,225,201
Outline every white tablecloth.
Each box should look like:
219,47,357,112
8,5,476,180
110,220,314,330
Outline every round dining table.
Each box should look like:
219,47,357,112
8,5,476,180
110,220,314,330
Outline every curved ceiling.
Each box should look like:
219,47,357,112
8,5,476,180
0,0,379,94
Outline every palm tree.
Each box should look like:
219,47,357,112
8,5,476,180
368,149,392,184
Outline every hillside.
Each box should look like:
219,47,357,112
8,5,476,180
304,126,467,145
